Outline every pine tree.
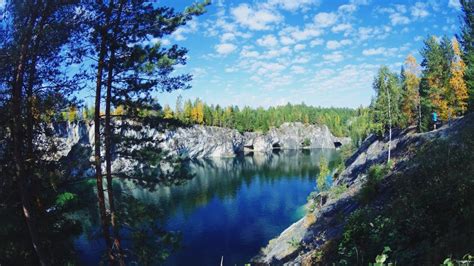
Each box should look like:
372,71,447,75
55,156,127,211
420,36,449,128
85,0,209,262
459,0,474,112
0,1,84,264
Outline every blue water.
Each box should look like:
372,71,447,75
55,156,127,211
75,149,339,265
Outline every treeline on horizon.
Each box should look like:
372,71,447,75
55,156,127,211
64,101,371,145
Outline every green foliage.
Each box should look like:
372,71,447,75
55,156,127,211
372,246,392,266
370,66,404,136
317,156,330,191
55,192,77,207
348,107,374,146
166,100,370,138
302,138,311,147
287,238,301,249
328,184,348,200
358,164,390,204
460,0,474,112
338,208,397,265
334,119,474,265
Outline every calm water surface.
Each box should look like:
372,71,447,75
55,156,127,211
76,149,340,265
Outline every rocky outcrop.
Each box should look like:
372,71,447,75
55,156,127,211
43,121,345,161
267,122,336,149
161,125,244,158
253,115,472,265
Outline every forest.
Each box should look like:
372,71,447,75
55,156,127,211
0,0,473,265
0,1,209,265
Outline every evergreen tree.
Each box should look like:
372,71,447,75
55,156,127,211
85,0,209,263
0,0,84,264
420,36,448,129
459,0,474,112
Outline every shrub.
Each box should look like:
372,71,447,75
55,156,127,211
302,138,311,147
333,120,474,265
328,184,348,200
358,164,390,204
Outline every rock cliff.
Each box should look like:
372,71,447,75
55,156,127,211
49,121,345,160
252,115,472,265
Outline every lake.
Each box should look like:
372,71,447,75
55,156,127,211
75,149,340,265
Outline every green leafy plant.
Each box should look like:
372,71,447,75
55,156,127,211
328,184,348,200
287,238,301,249
358,164,390,204
302,138,311,147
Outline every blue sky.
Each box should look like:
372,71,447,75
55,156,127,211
153,0,465,109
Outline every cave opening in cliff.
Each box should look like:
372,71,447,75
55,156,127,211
272,143,281,149
244,145,254,150
334,141,342,148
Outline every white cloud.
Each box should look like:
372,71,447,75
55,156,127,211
220,33,236,42
192,68,208,79
172,20,199,41
376,4,413,26
257,34,279,48
280,36,296,45
390,12,410,25
362,47,398,56
215,43,237,55
310,38,324,47
414,35,424,42
294,56,310,64
256,62,286,75
240,47,260,58
448,0,461,9
411,2,429,18
357,26,392,41
291,65,306,74
350,0,371,5
326,39,352,50
294,44,306,51
338,4,357,13
332,23,352,34
322,51,344,63
279,25,322,42
313,12,338,28
231,4,282,30
266,0,320,12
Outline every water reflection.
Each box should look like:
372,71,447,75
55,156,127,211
115,149,340,265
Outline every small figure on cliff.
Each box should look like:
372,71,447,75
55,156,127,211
432,112,438,130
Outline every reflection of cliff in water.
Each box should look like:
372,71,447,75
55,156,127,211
119,149,340,219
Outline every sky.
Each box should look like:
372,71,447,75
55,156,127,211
152,0,466,109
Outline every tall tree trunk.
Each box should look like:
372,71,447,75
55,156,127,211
386,82,392,163
104,1,125,264
94,1,114,262
11,7,50,265
26,0,48,213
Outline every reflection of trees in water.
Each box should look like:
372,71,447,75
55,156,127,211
122,149,340,220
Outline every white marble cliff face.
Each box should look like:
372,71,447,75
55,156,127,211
47,121,344,160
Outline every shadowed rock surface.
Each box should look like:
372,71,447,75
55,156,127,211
46,121,345,160
252,115,472,265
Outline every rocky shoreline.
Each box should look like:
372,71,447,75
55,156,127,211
50,121,350,160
